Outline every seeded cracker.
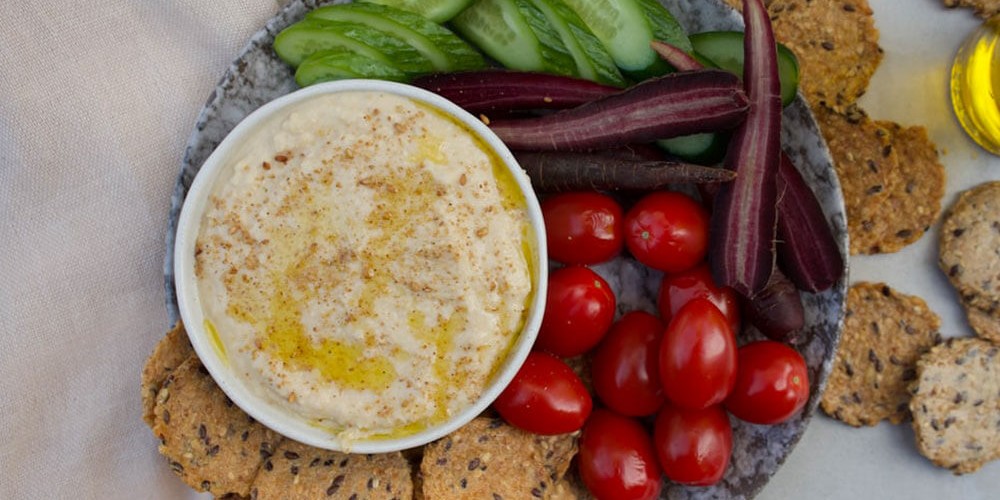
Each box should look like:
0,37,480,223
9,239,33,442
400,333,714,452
152,356,282,497
420,416,579,499
724,0,883,111
142,321,195,426
249,439,413,499
910,337,1000,474
938,181,1000,342
864,122,946,253
821,283,942,426
813,105,902,255
942,0,1000,19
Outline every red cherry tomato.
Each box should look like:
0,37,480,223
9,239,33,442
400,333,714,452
724,341,810,425
659,298,737,410
536,266,616,357
657,263,741,335
591,311,665,416
623,191,709,273
494,351,592,435
578,408,662,500
653,403,732,486
542,192,624,265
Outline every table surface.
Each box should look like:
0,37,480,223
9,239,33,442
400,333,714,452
0,0,998,498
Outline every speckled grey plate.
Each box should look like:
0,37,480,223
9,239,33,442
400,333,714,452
163,1,848,498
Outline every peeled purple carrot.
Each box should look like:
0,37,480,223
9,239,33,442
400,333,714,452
487,69,749,151
411,70,620,114
709,0,783,298
776,154,845,292
515,151,736,193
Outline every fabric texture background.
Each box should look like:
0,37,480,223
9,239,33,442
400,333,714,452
0,2,281,497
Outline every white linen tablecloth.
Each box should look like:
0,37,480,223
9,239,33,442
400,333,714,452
1,1,998,498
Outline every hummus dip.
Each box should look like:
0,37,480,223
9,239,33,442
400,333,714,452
194,90,534,441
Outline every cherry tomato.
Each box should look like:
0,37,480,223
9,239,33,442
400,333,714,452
542,192,624,265
591,311,665,416
657,263,741,335
653,402,732,486
536,266,616,357
494,351,592,435
578,408,662,500
659,298,737,410
623,191,709,274
724,341,810,425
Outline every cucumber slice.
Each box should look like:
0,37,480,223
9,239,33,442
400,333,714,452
306,3,487,73
690,31,801,106
558,0,656,72
626,0,691,78
528,0,625,86
295,48,408,87
358,0,475,23
450,0,576,76
274,19,393,67
657,132,729,164
274,19,436,75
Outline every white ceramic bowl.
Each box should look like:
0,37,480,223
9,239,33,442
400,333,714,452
173,79,548,453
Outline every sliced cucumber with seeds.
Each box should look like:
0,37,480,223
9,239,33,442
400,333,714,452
690,31,801,106
450,0,576,76
558,0,655,73
306,3,486,73
274,19,437,75
359,0,475,23
528,0,625,86
295,48,408,87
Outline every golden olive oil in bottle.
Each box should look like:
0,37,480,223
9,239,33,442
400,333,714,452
951,15,1000,155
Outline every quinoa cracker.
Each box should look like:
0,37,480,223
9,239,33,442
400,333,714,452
732,0,883,112
151,356,283,497
812,105,901,255
142,321,195,427
942,0,1000,19
938,181,1000,342
864,122,946,253
910,337,1000,474
419,416,579,499
249,439,413,499
821,283,942,426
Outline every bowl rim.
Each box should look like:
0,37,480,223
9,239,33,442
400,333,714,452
173,78,548,453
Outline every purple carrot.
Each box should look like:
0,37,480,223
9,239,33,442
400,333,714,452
650,40,703,72
709,0,782,298
515,151,736,192
487,69,749,151
743,267,805,342
654,37,842,293
411,70,620,114
776,154,845,292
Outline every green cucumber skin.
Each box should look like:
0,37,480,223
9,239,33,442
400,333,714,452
690,31,801,106
359,0,475,23
450,0,576,76
306,3,486,73
295,48,408,87
558,0,655,72
528,0,626,86
624,0,691,78
275,19,436,75
274,20,394,67
657,132,729,164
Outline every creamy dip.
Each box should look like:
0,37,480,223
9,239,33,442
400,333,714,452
194,91,533,441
